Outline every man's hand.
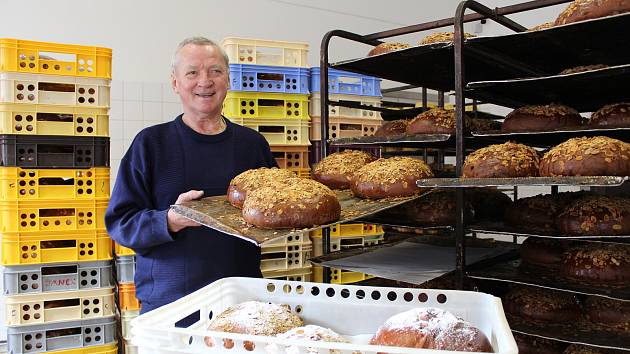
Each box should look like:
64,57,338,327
167,190,204,233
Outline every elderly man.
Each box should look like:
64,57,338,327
105,37,277,313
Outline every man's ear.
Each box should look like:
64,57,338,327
171,72,179,94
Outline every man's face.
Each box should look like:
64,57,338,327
171,44,229,119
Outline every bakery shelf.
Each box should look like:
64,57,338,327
416,176,629,188
466,64,630,112
330,133,451,146
467,254,630,301
471,126,630,148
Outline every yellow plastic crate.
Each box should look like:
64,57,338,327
114,241,135,256
0,38,112,78
0,167,109,200
0,103,108,136
261,232,310,247
310,115,383,141
294,168,311,178
262,265,312,282
270,144,309,169
221,37,309,67
313,265,374,284
0,72,110,107
118,283,141,311
312,233,384,257
223,92,309,119
260,242,312,272
11,342,118,354
310,223,384,238
230,117,311,145
1,198,108,233
2,229,112,265
5,287,115,326
310,93,382,119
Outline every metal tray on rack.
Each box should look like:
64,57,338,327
467,256,630,301
329,133,451,146
466,64,630,112
509,317,630,351
416,176,629,188
170,190,427,245
471,126,630,148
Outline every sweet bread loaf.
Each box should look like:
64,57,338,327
505,192,588,233
406,108,469,134
463,142,540,178
590,102,630,128
559,64,609,75
520,237,569,268
560,244,630,285
312,150,376,190
514,333,568,354
227,168,297,208
501,104,582,133
528,22,554,31
555,0,630,26
418,32,477,45
504,286,582,324
370,307,492,352
378,189,473,226
584,296,630,333
374,119,409,137
539,136,630,176
368,42,411,56
557,195,630,235
465,188,513,221
351,157,433,199
242,178,341,229
563,344,612,354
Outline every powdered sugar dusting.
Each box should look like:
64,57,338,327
278,325,349,343
208,301,303,336
381,307,461,332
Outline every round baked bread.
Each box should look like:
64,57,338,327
502,104,582,133
563,344,611,354
504,286,582,324
379,189,473,226
555,0,630,26
312,150,377,190
463,142,540,178
514,333,568,354
584,296,630,332
470,118,502,133
505,192,588,233
560,244,630,285
590,102,630,128
375,119,409,137
539,136,630,177
557,195,630,235
351,157,433,199
465,188,513,221
370,307,492,352
520,237,569,268
368,42,411,56
528,22,555,31
418,32,477,45
406,108,469,134
560,64,609,75
205,301,303,348
227,168,297,208
242,178,341,229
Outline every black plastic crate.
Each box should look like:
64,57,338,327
0,134,110,168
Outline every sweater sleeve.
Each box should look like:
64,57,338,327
105,135,174,254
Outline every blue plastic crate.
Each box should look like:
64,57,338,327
228,64,309,94
310,67,381,96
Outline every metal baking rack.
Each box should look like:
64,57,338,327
416,176,629,188
329,133,451,146
468,222,630,244
471,126,630,148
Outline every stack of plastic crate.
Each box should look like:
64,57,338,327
260,234,313,282
221,37,312,178
113,244,138,354
0,38,118,353
310,223,386,284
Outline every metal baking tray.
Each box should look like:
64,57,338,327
329,133,451,146
466,64,630,112
509,316,630,351
471,126,630,148
170,190,428,245
467,255,630,301
469,221,630,244
416,176,629,188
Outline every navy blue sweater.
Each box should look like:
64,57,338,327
105,116,276,313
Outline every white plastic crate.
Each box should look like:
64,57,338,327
260,242,312,272
221,37,309,68
0,72,110,107
120,309,140,340
131,277,516,354
310,93,382,119
115,255,136,284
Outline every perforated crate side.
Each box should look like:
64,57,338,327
261,265,313,282
6,316,117,354
310,67,382,96
270,145,309,170
118,283,141,311
2,230,112,266
0,72,110,107
228,64,309,94
310,92,382,119
0,198,108,233
119,310,139,341
0,103,109,136
260,243,312,272
0,134,110,168
115,255,136,284
5,287,115,326
313,265,374,284
312,232,385,257
229,117,311,145
310,223,384,238
0,167,109,200
3,260,113,295
223,92,309,120
221,37,309,67
309,115,383,141
260,233,310,247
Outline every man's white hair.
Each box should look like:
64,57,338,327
171,37,230,73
